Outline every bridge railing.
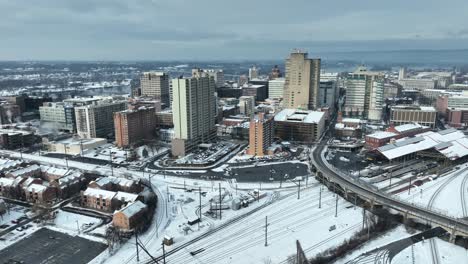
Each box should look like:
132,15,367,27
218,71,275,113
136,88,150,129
316,147,468,231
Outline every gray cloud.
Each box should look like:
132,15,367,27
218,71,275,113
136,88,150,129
0,0,468,60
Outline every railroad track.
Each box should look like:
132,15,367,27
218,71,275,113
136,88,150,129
461,173,468,217
123,181,168,264
425,168,464,264
142,185,313,263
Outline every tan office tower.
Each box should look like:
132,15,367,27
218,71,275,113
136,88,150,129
283,50,321,110
114,107,157,148
247,113,274,156
172,72,217,157
140,72,170,108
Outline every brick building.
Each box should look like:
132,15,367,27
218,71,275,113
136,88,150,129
247,113,274,156
113,200,148,230
114,107,157,148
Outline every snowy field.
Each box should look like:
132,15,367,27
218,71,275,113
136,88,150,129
52,210,102,233
394,163,468,218
392,237,468,264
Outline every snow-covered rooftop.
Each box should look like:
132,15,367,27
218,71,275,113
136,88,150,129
117,200,147,218
378,129,468,160
366,131,397,139
26,183,47,193
115,191,138,203
394,123,427,133
274,109,324,124
0,177,14,187
83,187,116,200
8,164,41,177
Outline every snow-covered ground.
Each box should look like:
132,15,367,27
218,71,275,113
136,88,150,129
52,210,102,233
394,164,468,218
334,225,411,263
335,225,468,264
129,180,365,264
392,237,468,264
0,205,29,226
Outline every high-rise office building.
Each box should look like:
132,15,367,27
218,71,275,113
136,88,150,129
197,69,225,88
398,67,407,81
247,113,274,156
39,102,76,132
268,78,285,99
249,66,258,80
114,107,157,148
171,72,217,156
75,101,127,139
344,67,385,120
283,50,321,110
318,80,337,112
239,96,256,117
140,72,170,108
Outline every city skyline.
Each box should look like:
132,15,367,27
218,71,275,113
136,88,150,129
1,0,468,60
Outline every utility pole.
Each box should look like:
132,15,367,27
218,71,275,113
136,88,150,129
135,231,140,262
362,208,366,229
184,180,186,190
19,139,23,159
297,179,301,200
319,186,322,208
76,220,80,234
219,183,222,220
109,151,114,177
408,175,412,195
264,216,268,247
198,187,202,230
64,145,69,169
354,195,357,210
80,138,83,156
166,185,169,216
335,192,338,217
162,243,166,264
235,184,238,195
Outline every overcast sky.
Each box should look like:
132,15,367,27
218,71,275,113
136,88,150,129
1,0,468,61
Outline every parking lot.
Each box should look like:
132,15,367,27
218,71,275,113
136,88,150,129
0,228,107,264
227,162,309,182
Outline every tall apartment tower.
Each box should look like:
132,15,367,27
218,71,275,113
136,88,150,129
247,113,274,156
283,50,321,110
140,72,170,108
75,101,127,139
114,107,157,148
345,67,385,121
171,72,217,157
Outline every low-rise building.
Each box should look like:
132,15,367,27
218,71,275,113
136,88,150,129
43,137,107,155
113,200,148,230
274,109,325,143
365,123,431,149
81,188,116,212
0,129,37,150
390,105,437,128
24,184,56,204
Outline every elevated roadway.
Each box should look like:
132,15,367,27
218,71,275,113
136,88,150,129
311,142,468,238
